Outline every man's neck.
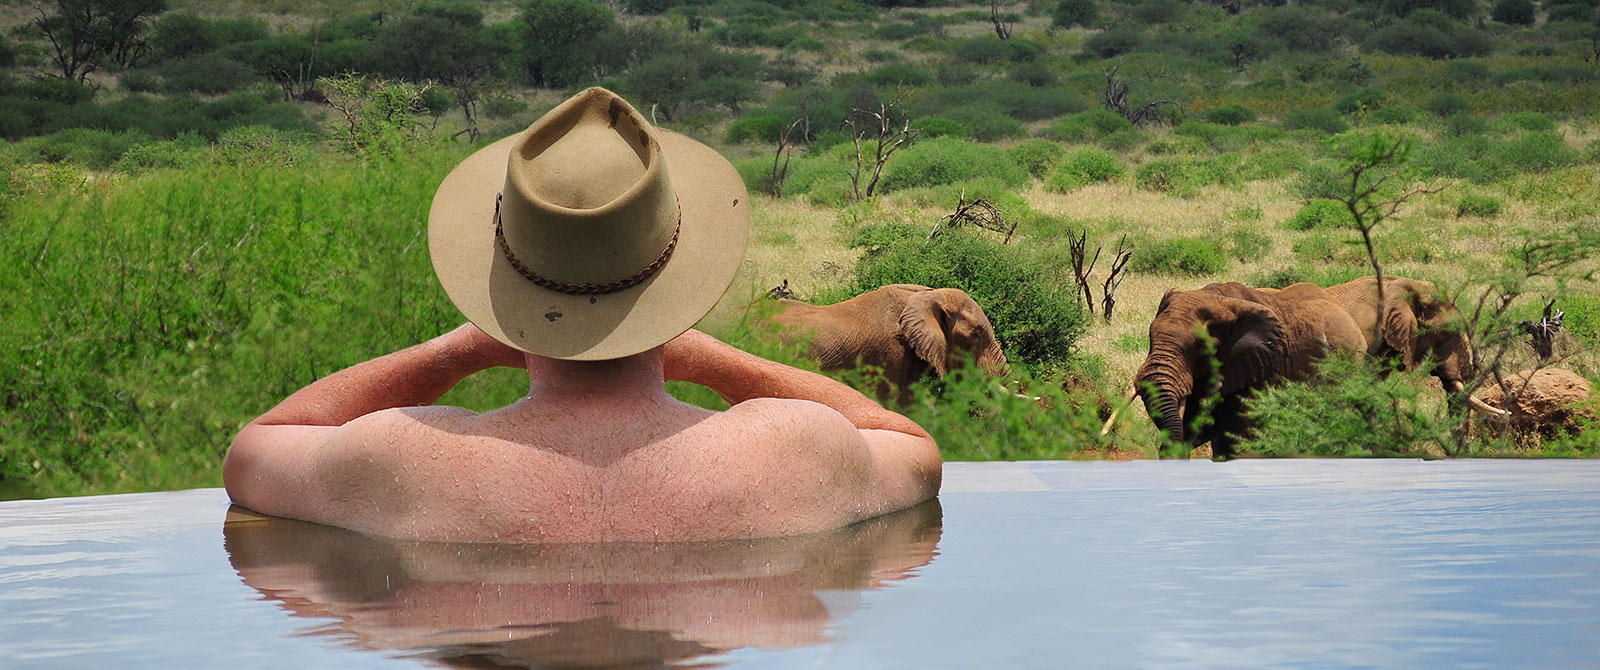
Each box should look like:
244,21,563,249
524,348,670,399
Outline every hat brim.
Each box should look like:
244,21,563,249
429,129,750,361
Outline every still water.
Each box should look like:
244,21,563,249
2,460,1598,669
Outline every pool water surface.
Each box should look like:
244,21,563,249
2,459,1598,669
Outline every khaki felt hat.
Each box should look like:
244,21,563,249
428,88,750,361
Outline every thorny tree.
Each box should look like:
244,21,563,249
31,0,166,83
1067,230,1132,322
841,93,920,201
1103,63,1181,127
768,118,805,197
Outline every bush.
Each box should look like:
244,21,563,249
852,224,1088,366
1489,131,1579,173
1491,0,1536,24
1203,103,1257,126
27,129,154,169
1427,93,1470,117
952,36,1012,64
868,64,935,87
1455,194,1503,218
1131,236,1229,276
1366,22,1492,59
1443,61,1492,84
1335,88,1390,115
1007,139,1065,179
1253,6,1354,53
1240,353,1443,457
1444,111,1489,137
1292,159,1346,201
879,137,1030,191
1083,27,1144,58
945,103,1027,141
155,53,260,94
1225,226,1272,261
1369,105,1423,125
725,114,789,144
911,117,972,139
1044,146,1125,192
1052,0,1100,28
1050,108,1134,143
1281,198,1353,230
1495,111,1554,133
1133,156,1238,197
1008,61,1056,88
1280,108,1350,134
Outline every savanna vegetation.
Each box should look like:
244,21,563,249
2,0,1598,499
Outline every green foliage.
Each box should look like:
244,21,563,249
26,128,153,169
1053,0,1100,28
911,117,972,140
1225,226,1272,261
725,114,788,144
1247,264,1369,289
0,148,474,497
945,103,1027,141
851,225,1087,367
112,133,207,173
1044,146,1125,192
1007,139,1065,179
1282,198,1355,230
1489,131,1580,173
520,0,616,87
149,12,270,62
1083,27,1144,58
901,365,1144,461
1130,237,1230,276
1202,103,1257,126
879,137,1030,192
1366,20,1493,59
1491,0,1537,25
1280,108,1350,134
152,53,261,94
1133,155,1238,197
1050,108,1134,143
318,74,436,154
1335,88,1390,115
1455,194,1504,218
1240,354,1444,457
1427,93,1470,117
1252,6,1354,53
1495,112,1555,133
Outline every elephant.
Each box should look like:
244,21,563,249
1324,276,1507,417
1130,281,1366,458
772,284,1009,391
1475,368,1594,437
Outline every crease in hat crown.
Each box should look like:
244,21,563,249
497,88,679,286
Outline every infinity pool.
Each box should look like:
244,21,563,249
3,460,1598,669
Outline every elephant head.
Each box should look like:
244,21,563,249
899,288,1009,378
1134,284,1287,447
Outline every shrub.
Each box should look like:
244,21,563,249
1369,105,1423,125
868,64,934,87
1444,111,1488,137
1455,194,1503,218
1335,88,1390,115
1007,139,1065,179
1366,22,1493,59
1131,236,1229,276
945,103,1027,141
911,117,972,140
1133,156,1237,197
1008,61,1056,88
1280,108,1350,134
1292,159,1347,201
1488,131,1579,173
1052,0,1100,28
1491,0,1536,24
1083,27,1144,58
1203,103,1257,126
1281,198,1354,230
1443,61,1492,84
879,137,1030,191
952,36,1012,64
724,114,789,144
1253,6,1354,53
1044,146,1125,192
1131,0,1182,24
112,133,207,173
1240,353,1444,457
1494,111,1554,133
212,125,307,167
852,224,1088,366
1427,93,1470,117
155,53,260,94
1225,226,1272,261
1050,108,1133,143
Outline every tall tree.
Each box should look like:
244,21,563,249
31,0,167,82
371,3,513,140
519,0,615,88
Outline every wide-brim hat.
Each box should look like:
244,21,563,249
429,88,750,361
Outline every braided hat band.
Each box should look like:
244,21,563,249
493,192,682,296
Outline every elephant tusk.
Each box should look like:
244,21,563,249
1450,379,1511,418
1100,388,1140,436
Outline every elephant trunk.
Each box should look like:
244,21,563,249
978,344,1010,377
1136,339,1197,445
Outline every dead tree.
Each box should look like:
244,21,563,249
990,0,1013,40
1100,236,1132,321
1518,299,1565,362
1069,230,1133,322
769,118,805,197
928,191,1016,243
1103,63,1182,127
841,94,920,201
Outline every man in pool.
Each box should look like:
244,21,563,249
223,88,942,543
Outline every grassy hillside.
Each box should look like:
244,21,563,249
2,0,1599,498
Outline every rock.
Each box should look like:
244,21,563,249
1475,368,1594,435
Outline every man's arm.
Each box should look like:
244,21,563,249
225,324,526,516
662,329,931,439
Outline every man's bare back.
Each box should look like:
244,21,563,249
224,326,942,543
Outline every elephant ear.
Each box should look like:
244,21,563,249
900,291,950,375
1210,298,1287,396
1382,288,1421,368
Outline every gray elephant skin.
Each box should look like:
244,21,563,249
773,284,1009,391
1133,281,1366,457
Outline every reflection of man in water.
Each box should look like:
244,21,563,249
223,88,941,542
224,500,942,668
